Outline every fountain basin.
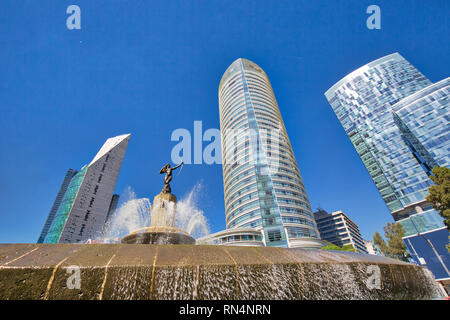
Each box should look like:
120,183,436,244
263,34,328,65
121,226,195,245
0,243,441,300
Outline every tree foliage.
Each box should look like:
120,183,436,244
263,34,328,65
426,166,450,229
384,222,408,259
373,223,409,261
373,231,387,254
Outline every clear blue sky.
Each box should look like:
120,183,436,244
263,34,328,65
0,0,448,243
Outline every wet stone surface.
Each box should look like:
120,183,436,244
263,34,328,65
0,244,440,300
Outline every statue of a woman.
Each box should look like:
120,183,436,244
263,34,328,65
159,162,183,193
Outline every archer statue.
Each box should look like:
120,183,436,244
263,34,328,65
159,161,183,193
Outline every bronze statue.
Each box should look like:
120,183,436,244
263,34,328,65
159,161,183,193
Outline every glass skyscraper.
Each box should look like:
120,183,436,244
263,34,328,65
43,134,130,243
325,53,449,280
218,58,322,248
37,168,78,243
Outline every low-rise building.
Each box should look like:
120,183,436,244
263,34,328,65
196,228,265,247
313,209,368,254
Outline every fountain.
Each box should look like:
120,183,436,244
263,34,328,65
121,162,195,245
0,162,443,300
100,187,151,242
0,243,442,299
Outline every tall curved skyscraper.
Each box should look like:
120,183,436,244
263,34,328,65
218,58,322,248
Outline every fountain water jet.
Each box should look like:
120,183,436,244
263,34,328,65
100,185,209,244
101,187,151,242
120,168,208,245
121,190,196,245
0,177,443,299
174,183,210,239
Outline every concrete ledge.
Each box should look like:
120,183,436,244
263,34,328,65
121,229,196,244
0,244,440,300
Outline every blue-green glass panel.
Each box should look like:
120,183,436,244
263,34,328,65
399,209,446,237
44,166,87,243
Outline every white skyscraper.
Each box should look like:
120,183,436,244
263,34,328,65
44,134,131,243
217,58,322,248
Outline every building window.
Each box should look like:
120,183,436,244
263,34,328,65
267,230,282,242
84,210,91,221
78,224,86,236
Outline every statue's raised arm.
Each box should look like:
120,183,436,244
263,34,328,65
173,161,183,170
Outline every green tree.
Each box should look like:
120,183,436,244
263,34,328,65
383,222,409,260
373,231,387,254
426,166,450,229
373,223,410,261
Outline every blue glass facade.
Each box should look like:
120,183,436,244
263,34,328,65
325,53,449,280
37,168,78,243
404,228,450,280
392,78,449,171
44,166,87,243
325,53,433,213
219,58,322,248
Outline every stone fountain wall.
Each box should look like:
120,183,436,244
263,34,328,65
0,244,440,300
